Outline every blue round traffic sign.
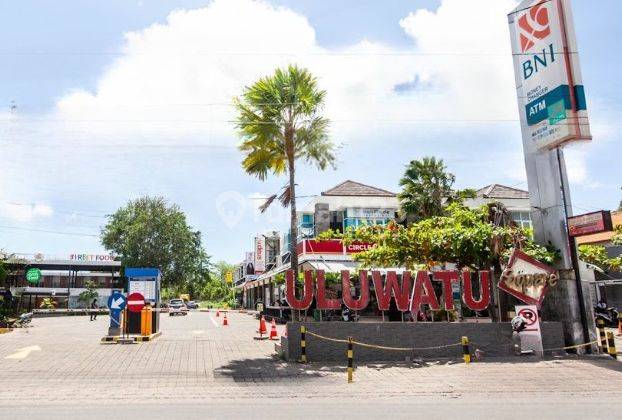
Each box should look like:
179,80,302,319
107,292,127,311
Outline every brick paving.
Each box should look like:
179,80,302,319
1,311,622,406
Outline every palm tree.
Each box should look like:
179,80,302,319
234,65,336,278
398,157,456,222
398,157,475,224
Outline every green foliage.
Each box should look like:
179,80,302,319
322,203,558,270
78,280,99,307
579,244,622,272
612,224,622,246
234,65,336,181
39,298,56,309
398,157,475,223
101,196,210,289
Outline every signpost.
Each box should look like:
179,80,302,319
127,292,145,313
508,0,592,349
107,292,127,336
516,305,544,356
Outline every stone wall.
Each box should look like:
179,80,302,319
283,321,565,362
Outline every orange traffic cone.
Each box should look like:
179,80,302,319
269,319,279,340
255,316,267,340
223,313,228,326
216,310,220,317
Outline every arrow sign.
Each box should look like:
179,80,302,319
127,292,145,313
5,345,41,360
107,292,127,311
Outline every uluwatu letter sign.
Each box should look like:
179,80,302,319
285,269,491,312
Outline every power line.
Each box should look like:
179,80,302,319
0,225,99,237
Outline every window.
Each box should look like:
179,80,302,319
510,211,532,229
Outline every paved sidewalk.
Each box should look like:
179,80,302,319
1,311,622,418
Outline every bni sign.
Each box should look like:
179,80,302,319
508,0,591,150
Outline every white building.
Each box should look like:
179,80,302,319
464,184,532,229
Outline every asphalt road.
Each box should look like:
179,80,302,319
2,311,622,419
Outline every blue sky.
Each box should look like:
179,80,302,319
1,0,620,264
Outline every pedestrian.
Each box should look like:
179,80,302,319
90,298,98,321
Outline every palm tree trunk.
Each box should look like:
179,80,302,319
287,151,299,322
288,155,298,278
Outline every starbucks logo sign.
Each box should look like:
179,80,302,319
26,268,42,284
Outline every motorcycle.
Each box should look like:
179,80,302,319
594,305,619,328
341,307,359,322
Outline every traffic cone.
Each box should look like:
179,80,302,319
216,309,220,317
255,316,267,340
223,313,228,326
269,318,279,340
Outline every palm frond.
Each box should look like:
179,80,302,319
259,194,277,213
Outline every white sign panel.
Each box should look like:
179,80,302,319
128,280,156,301
254,237,265,273
509,0,590,150
515,304,544,356
347,208,394,219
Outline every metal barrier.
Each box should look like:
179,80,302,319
302,329,467,382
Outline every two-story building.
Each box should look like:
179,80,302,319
236,181,536,312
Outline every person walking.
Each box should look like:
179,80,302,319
90,298,98,321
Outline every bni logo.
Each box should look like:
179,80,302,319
518,1,551,53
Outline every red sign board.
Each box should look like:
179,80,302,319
297,239,373,255
568,211,613,237
127,292,145,313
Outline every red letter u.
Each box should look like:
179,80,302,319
342,270,369,311
285,269,313,310
461,270,491,311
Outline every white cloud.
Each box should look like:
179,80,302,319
1,203,54,222
48,0,520,147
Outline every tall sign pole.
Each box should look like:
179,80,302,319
508,0,592,348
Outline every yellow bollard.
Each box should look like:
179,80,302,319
462,336,471,364
299,326,307,363
597,318,607,353
347,337,354,383
606,331,617,359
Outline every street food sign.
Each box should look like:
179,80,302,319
285,269,492,313
499,249,558,307
567,210,613,237
508,0,591,150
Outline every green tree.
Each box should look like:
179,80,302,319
78,280,99,308
579,244,622,272
320,203,557,271
398,157,475,223
234,65,336,279
101,196,209,289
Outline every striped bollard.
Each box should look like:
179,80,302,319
462,336,471,364
299,325,307,363
606,331,617,359
347,337,354,383
597,318,607,354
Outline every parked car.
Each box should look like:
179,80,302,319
160,303,170,313
169,299,188,316
186,301,198,310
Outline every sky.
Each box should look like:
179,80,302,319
1,0,621,264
